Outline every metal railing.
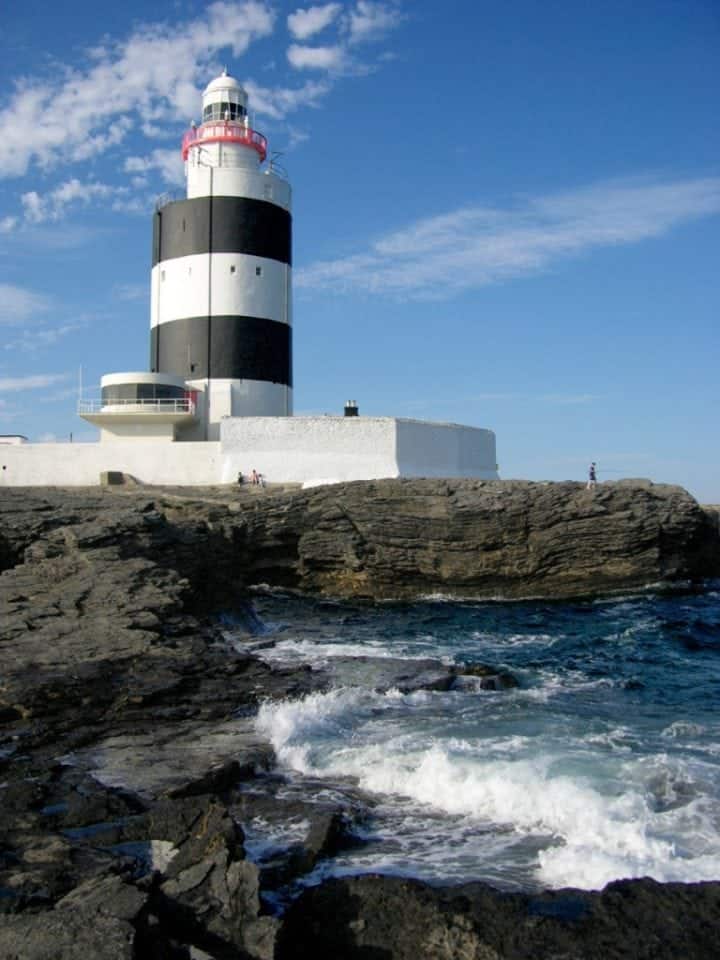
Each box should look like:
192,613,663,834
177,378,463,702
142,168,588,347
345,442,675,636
181,121,267,162
78,398,196,416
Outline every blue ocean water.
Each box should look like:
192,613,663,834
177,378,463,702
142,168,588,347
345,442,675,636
230,585,720,892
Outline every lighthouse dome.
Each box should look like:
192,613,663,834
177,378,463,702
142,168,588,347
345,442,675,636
203,70,245,96
201,69,248,123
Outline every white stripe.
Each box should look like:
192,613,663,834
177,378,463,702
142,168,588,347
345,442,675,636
151,254,291,328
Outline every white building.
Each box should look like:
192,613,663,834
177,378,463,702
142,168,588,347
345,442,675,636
1,72,499,489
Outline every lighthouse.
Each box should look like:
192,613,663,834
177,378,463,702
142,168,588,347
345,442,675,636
150,70,292,438
70,69,499,487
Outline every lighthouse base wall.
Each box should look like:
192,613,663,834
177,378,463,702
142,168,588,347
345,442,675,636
219,417,498,486
0,418,498,488
0,441,223,487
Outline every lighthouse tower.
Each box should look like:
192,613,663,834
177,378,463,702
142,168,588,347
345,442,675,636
150,70,292,439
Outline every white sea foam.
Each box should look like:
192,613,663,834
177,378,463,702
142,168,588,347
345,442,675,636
661,720,707,739
515,667,614,703
470,630,558,648
256,687,720,890
247,636,455,668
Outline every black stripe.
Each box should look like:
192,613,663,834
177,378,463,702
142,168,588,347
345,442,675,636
150,315,292,386
153,197,291,266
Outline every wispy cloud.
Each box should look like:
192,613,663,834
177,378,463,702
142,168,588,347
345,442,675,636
21,178,118,223
0,373,70,391
346,1,404,44
287,43,347,71
112,282,149,302
243,78,332,119
296,176,720,299
0,283,52,324
288,4,342,40
0,1,275,178
3,323,84,352
123,149,184,187
286,2,404,75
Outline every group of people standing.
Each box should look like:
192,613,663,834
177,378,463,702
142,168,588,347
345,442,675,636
237,469,265,487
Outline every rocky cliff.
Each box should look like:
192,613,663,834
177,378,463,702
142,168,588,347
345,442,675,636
1,480,719,959
3,479,717,605
233,478,720,599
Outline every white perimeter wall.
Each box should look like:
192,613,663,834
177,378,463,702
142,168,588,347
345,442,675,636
219,417,400,486
396,419,497,478
219,417,499,487
0,417,499,488
0,441,222,487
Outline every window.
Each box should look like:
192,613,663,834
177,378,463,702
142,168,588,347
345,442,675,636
202,102,247,123
230,265,236,274
161,270,165,281
255,266,262,277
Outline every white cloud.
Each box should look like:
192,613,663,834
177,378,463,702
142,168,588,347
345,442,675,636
286,2,404,75
0,283,52,324
287,43,346,70
21,178,117,223
124,148,184,186
113,283,148,302
288,4,342,40
4,323,84,352
0,1,275,178
0,216,17,233
346,1,403,44
286,127,311,149
243,78,331,120
296,176,720,300
0,373,69,391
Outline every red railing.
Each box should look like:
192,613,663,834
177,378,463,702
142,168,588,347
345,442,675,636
182,121,267,162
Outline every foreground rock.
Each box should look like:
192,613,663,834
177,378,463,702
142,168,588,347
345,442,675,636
277,874,720,960
1,481,719,958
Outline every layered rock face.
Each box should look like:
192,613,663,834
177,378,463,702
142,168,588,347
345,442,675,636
235,478,720,599
1,480,719,959
2,480,718,605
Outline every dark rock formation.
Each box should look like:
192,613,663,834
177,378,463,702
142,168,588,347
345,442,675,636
276,873,720,960
2,479,718,608
234,478,720,600
1,480,719,958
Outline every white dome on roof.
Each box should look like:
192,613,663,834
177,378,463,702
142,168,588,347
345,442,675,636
203,69,245,96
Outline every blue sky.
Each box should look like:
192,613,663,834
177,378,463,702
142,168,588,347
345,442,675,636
1,0,718,501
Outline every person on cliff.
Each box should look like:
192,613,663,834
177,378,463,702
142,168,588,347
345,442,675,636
587,462,597,489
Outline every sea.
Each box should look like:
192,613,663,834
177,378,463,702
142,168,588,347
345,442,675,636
227,584,720,893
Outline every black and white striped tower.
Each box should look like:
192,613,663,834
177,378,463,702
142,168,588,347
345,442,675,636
150,70,292,438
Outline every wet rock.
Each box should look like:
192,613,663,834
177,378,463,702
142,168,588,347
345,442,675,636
233,774,372,893
155,796,276,960
1,484,719,958
0,910,137,960
454,663,519,690
0,872,146,959
275,873,720,960
324,656,457,694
